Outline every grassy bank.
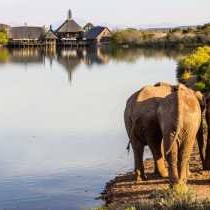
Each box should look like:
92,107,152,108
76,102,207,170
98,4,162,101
88,186,210,210
111,23,210,48
87,147,210,210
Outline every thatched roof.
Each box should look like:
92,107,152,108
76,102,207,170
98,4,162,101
44,29,57,39
84,22,94,29
85,26,110,39
0,24,10,31
9,26,45,40
56,19,83,33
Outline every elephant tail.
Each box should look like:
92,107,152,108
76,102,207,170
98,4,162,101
126,140,131,153
165,127,180,156
126,120,134,154
124,91,139,154
165,85,183,155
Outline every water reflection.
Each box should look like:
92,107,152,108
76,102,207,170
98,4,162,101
0,48,9,63
9,48,45,64
84,47,110,65
0,46,190,69
0,46,181,209
57,49,82,81
104,47,192,63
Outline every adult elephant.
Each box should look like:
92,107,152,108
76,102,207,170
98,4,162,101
180,79,209,170
203,93,210,169
124,82,175,181
157,84,202,185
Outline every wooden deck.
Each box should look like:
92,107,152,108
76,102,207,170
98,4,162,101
8,41,90,48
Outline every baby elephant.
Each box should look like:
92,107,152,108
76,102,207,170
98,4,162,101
157,84,202,185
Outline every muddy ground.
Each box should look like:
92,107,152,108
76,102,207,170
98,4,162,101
101,146,210,209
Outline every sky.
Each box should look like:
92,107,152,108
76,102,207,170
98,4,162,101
0,0,210,28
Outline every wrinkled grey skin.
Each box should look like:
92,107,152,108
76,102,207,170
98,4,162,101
157,84,202,185
124,82,174,181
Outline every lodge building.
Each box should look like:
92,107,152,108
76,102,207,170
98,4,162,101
6,10,111,47
85,26,111,45
56,10,84,41
43,25,57,47
8,26,45,46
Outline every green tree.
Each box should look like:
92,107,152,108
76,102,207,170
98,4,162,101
0,30,8,45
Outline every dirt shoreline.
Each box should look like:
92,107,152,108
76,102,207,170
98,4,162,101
100,146,210,209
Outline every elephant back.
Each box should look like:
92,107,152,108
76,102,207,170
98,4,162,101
136,85,173,102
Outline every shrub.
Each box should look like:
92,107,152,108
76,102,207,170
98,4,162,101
181,71,192,80
88,185,210,210
194,81,206,91
177,46,210,91
0,30,8,45
178,46,210,73
111,29,156,46
196,62,210,81
111,29,143,45
134,185,210,210
154,184,196,209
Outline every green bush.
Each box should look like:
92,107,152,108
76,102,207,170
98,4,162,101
178,46,210,73
177,46,210,91
111,29,155,46
111,29,142,45
181,71,192,80
194,81,206,91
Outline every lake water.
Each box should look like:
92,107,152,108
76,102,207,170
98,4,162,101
0,47,187,210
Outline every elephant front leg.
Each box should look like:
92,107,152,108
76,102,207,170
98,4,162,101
204,107,210,169
196,122,206,169
204,131,210,170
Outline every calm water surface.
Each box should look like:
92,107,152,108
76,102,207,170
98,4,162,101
0,47,187,209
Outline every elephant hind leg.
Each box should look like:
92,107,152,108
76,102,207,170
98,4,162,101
149,139,168,178
132,139,146,182
178,136,196,184
166,139,179,185
155,157,168,178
